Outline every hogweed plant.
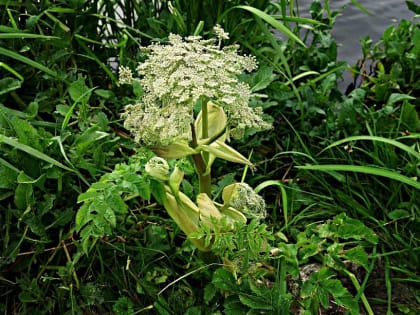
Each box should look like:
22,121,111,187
120,26,271,251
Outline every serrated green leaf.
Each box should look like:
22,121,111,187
343,246,369,270
238,294,272,310
75,203,91,228
105,190,128,214
77,190,99,203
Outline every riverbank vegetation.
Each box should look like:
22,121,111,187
0,1,419,314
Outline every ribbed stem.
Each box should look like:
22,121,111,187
190,101,211,196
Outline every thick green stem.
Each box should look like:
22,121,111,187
190,101,212,197
192,153,212,196
201,100,209,139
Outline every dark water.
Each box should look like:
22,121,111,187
299,0,418,65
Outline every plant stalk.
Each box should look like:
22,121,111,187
190,102,212,196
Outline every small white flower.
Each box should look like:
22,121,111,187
118,66,133,84
213,24,230,40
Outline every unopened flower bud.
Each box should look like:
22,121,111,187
145,157,169,181
222,183,266,220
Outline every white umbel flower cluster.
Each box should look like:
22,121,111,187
121,26,271,145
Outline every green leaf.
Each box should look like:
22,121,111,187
386,93,415,106
11,116,42,150
75,126,108,153
321,135,420,161
333,213,379,244
0,77,21,95
248,66,276,92
350,0,372,15
400,102,419,131
204,283,217,305
150,179,166,204
0,163,18,189
105,190,128,214
14,183,34,209
343,246,369,270
68,77,91,104
238,294,272,310
75,203,91,228
77,190,99,203
212,268,237,291
387,209,410,220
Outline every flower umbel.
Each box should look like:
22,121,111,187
122,26,270,146
118,66,133,85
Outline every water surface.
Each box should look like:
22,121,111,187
298,0,417,65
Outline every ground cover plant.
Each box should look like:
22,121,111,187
0,0,419,314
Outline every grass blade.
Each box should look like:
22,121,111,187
296,164,420,190
0,33,58,39
0,135,75,173
320,135,420,160
234,5,306,48
0,47,58,78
